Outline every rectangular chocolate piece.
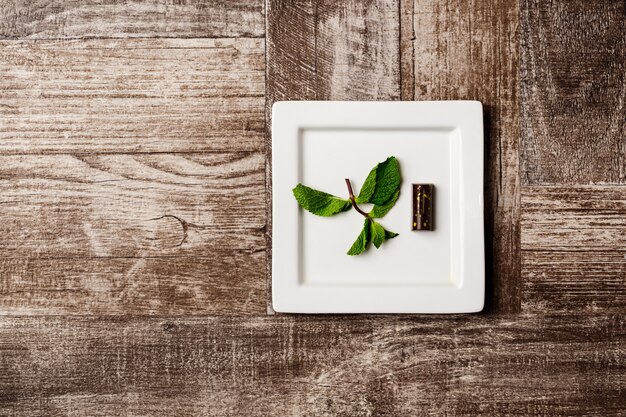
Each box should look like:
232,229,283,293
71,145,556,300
412,184,433,231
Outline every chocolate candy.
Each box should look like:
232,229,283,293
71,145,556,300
412,184,433,231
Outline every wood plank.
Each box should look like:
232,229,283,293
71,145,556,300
266,0,401,312
0,254,265,315
402,0,520,313
0,38,264,153
266,0,401,103
0,152,266,315
0,314,623,416
0,153,265,258
520,0,626,184
522,186,626,251
0,0,265,39
522,251,626,314
522,186,626,312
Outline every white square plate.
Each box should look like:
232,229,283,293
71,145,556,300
272,101,484,313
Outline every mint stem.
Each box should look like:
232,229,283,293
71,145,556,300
345,179,370,218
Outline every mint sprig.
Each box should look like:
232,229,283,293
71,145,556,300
292,156,401,256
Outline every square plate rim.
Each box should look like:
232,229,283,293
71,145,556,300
271,100,485,314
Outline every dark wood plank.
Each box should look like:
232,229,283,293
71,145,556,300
0,0,265,39
0,38,264,153
520,0,626,184
0,153,265,258
266,0,401,312
522,186,626,313
402,0,520,313
522,251,626,314
0,314,623,416
522,186,626,251
0,254,265,315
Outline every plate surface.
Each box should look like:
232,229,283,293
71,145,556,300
272,101,484,313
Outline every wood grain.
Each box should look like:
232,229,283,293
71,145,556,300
0,2,623,415
0,152,266,315
0,0,265,39
267,0,400,103
520,0,626,184
0,38,264,153
402,0,520,313
522,186,626,313
0,314,624,416
522,186,626,251
266,0,401,312
0,153,265,258
522,251,626,314
0,253,265,315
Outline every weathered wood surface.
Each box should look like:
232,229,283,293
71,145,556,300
0,153,266,315
522,251,626,314
0,0,624,414
0,314,624,416
522,186,626,313
266,0,401,312
0,0,265,39
402,0,520,313
522,186,626,251
0,254,265,315
0,38,264,153
266,0,400,103
0,153,265,258
520,0,626,184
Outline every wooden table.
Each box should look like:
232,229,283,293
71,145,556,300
0,0,624,415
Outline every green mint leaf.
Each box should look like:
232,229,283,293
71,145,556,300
370,189,400,218
372,221,398,249
292,184,351,217
347,218,370,256
355,167,376,204
370,156,401,205
371,221,385,248
384,229,399,239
